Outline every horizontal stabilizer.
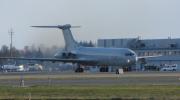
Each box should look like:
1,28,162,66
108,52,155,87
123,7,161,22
32,24,80,51
31,24,80,29
31,26,60,28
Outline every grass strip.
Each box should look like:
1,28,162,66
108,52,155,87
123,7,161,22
0,85,179,99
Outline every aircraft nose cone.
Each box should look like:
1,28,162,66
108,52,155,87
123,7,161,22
127,57,136,64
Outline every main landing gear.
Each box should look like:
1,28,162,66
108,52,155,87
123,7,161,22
75,65,84,73
99,67,109,72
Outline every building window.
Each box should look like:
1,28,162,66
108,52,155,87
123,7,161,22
140,43,146,48
144,52,147,56
164,51,167,55
173,51,177,55
104,40,107,47
170,43,177,48
141,52,145,56
157,51,161,55
112,39,115,47
148,52,151,56
168,51,172,55
153,51,157,56
177,51,179,55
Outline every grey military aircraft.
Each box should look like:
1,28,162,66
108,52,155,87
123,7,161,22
0,24,158,72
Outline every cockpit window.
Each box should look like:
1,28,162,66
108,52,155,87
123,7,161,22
125,53,135,56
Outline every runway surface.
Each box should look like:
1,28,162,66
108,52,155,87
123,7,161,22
0,71,180,86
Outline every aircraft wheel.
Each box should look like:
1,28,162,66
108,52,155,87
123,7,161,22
116,69,119,74
75,67,84,73
100,67,108,72
79,68,84,72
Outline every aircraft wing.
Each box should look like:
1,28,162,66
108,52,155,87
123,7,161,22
137,55,162,59
0,57,97,64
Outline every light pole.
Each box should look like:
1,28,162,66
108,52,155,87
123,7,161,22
8,28,14,57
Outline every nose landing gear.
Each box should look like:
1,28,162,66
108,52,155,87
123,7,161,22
116,68,124,74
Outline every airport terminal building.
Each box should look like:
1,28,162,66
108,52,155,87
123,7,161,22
98,37,180,71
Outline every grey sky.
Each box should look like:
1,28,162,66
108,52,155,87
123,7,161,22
0,0,180,49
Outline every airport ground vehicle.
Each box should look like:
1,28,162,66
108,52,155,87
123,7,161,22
1,64,24,72
25,63,43,71
160,64,178,71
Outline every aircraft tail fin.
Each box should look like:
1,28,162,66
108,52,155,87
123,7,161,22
32,24,80,51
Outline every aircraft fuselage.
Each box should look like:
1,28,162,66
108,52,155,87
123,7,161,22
55,47,137,67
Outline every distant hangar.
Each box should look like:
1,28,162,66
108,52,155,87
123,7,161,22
98,37,180,71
